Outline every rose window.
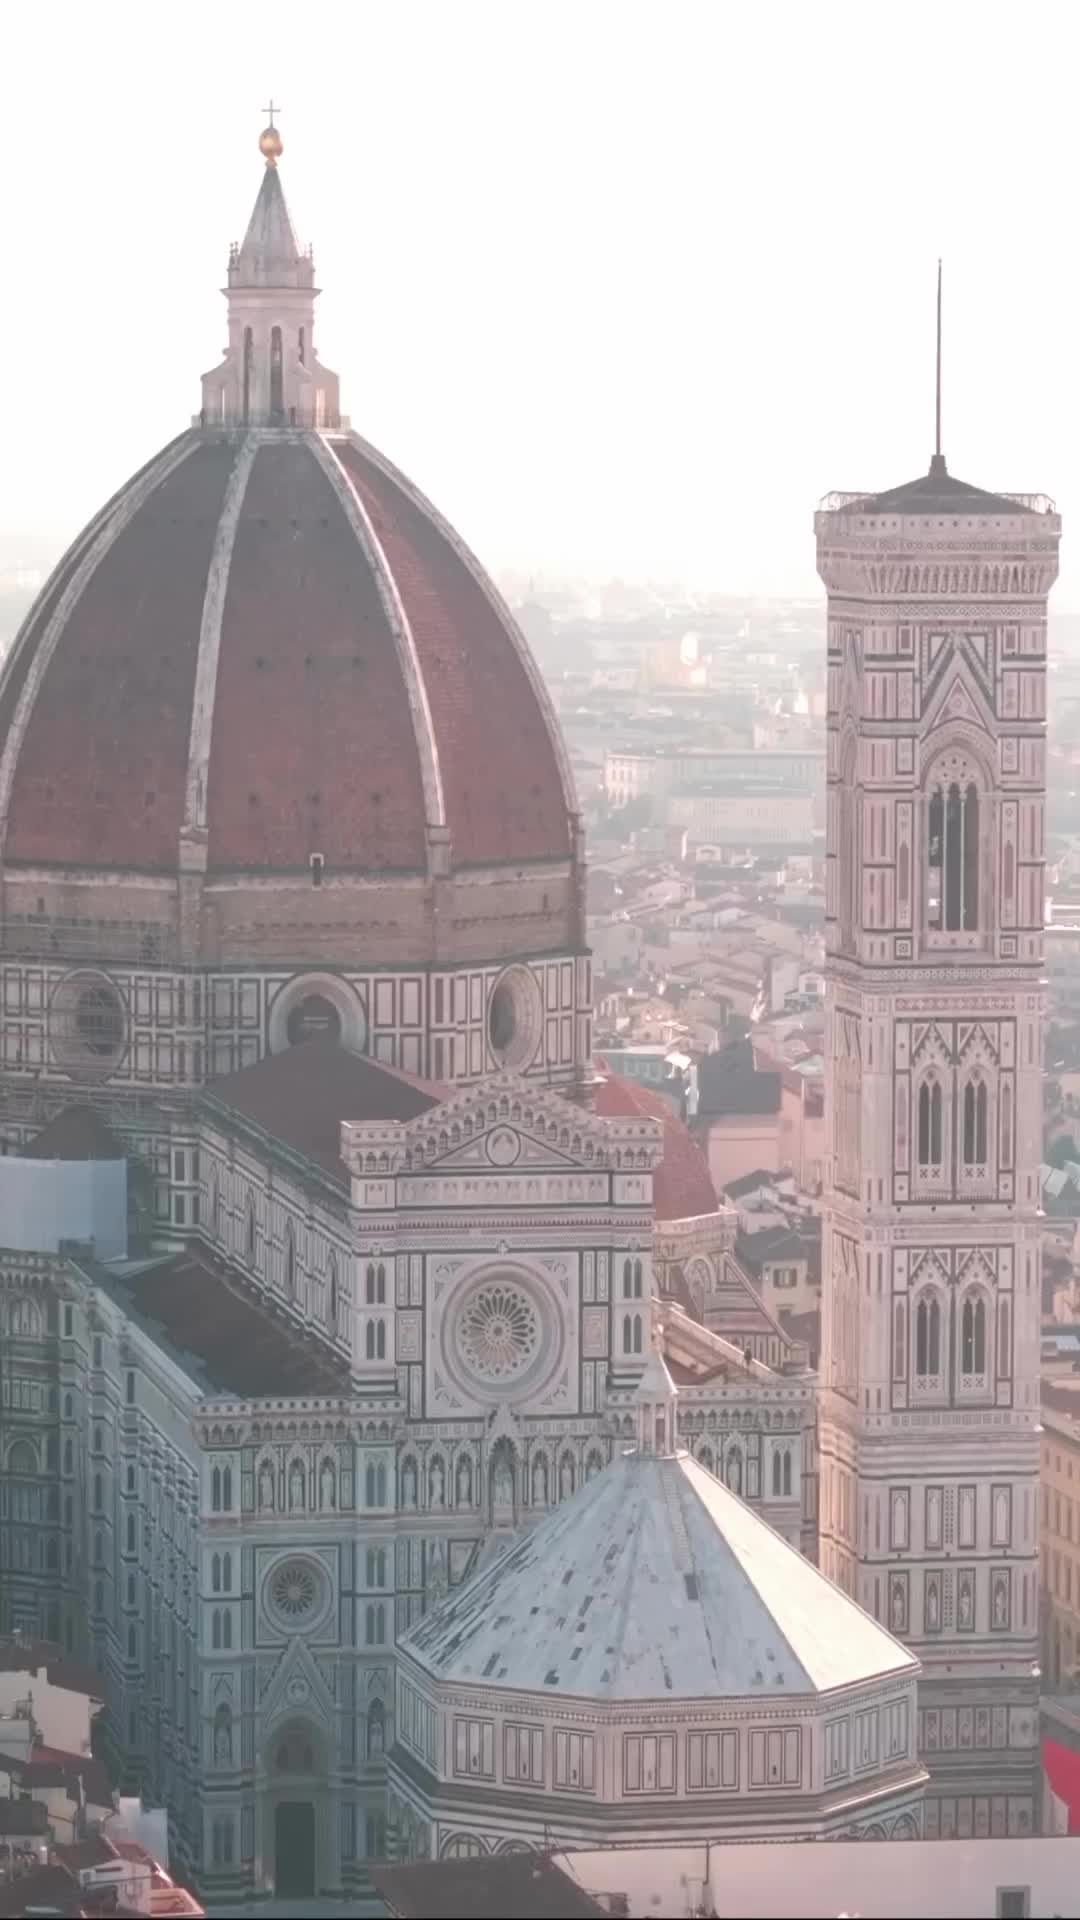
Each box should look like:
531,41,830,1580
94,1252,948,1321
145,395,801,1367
460,1283,538,1381
268,1557,322,1624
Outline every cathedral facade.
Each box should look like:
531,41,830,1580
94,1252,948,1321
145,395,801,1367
0,117,590,1223
0,1054,813,1903
0,125,817,1906
816,453,1060,1838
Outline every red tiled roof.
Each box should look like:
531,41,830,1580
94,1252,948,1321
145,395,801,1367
337,439,572,867
1,429,573,878
7,440,236,869
117,1246,350,1397
205,1037,444,1180
592,1070,718,1221
205,439,428,872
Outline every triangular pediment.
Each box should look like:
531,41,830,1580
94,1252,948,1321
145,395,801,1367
400,1072,663,1175
922,661,994,740
418,1123,586,1174
260,1628,337,1731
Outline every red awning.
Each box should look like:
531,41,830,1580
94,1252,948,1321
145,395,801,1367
1044,1735,1080,1834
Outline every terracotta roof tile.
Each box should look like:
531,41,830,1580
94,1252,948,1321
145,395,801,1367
206,440,429,872
337,440,572,867
8,440,236,870
592,1070,718,1220
0,428,575,883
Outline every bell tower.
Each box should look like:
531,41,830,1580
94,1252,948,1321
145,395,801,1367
816,393,1060,1835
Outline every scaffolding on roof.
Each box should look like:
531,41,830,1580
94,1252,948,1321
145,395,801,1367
2,913,179,968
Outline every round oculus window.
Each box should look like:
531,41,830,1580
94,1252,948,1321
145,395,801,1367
265,1555,328,1631
443,1268,561,1404
49,970,128,1080
486,965,543,1071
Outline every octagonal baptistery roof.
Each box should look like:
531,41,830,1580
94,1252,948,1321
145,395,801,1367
0,128,580,968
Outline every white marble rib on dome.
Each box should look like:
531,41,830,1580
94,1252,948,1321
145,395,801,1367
403,1449,917,1702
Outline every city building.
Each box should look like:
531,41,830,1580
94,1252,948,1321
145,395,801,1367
816,449,1061,1836
1040,1391,1080,1687
387,1370,924,1857
0,124,829,1907
0,115,590,1224
547,1835,1077,1919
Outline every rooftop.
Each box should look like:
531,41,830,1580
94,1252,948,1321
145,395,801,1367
698,1041,781,1118
204,1038,443,1183
592,1070,718,1220
402,1447,915,1702
820,455,1047,518
22,1105,125,1162
104,1245,351,1398
371,1854,605,1919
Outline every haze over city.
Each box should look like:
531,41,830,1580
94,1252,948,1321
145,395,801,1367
7,6,1080,1917
6,0,1080,598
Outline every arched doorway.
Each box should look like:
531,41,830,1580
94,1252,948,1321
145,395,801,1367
268,1721,323,1898
275,1800,315,1898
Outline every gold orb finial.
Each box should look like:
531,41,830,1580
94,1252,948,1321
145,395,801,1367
259,100,283,166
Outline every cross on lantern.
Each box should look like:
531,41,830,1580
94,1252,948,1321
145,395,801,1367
262,99,282,127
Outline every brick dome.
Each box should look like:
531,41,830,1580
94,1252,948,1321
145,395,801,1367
0,428,574,877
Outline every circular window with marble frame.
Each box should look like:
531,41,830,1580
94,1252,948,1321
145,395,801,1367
268,972,368,1056
441,1264,563,1406
486,964,543,1072
262,1553,333,1636
48,969,129,1081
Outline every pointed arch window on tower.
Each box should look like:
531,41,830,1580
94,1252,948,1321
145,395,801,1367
914,1294,942,1382
242,327,253,425
961,1295,987,1382
917,1078,943,1167
928,779,979,931
837,742,858,953
962,1076,989,1167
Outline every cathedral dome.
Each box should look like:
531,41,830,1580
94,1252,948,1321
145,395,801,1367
0,127,577,921
0,427,573,879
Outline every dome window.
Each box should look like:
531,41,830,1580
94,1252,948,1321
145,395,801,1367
77,984,124,1057
487,965,543,1072
49,970,128,1079
286,994,341,1047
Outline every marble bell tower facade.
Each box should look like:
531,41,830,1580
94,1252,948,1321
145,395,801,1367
816,444,1060,1839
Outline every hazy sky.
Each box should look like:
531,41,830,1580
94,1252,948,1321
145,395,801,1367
7,1,1080,598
